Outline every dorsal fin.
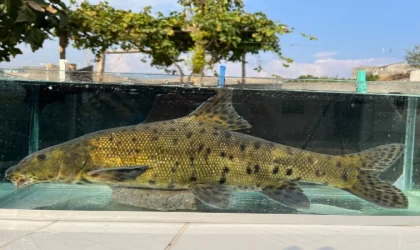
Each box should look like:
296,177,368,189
188,88,251,130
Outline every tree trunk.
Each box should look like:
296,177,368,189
59,31,68,60
174,63,185,84
241,53,246,85
96,53,106,82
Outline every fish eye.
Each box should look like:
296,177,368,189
37,154,46,161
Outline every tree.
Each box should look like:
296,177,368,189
176,0,316,82
0,0,69,62
68,1,193,78
71,0,316,84
405,45,420,68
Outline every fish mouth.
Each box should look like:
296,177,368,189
6,175,33,190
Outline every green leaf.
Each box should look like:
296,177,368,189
59,10,68,28
15,6,36,23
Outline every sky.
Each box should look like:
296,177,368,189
1,0,419,78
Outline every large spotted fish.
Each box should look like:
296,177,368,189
4,89,408,209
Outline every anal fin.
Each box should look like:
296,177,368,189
260,182,310,209
189,184,233,209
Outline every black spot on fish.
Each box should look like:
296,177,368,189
224,131,232,139
212,131,219,136
219,177,226,184
206,148,211,155
341,173,348,182
254,141,262,150
190,156,195,164
223,167,230,173
315,169,325,177
172,138,179,145
198,122,204,126
336,161,342,168
109,137,114,142
246,166,252,175
272,166,279,174
169,128,176,132
149,180,156,185
134,149,140,153
37,154,46,161
132,138,137,143
240,144,246,152
186,131,193,139
199,128,206,134
198,144,204,152
171,162,179,173
153,128,158,134
286,147,294,155
254,165,260,173
307,156,314,164
228,155,234,160
189,176,197,182
220,152,226,158
286,168,293,176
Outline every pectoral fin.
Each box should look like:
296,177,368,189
87,166,150,182
260,182,310,209
189,184,233,209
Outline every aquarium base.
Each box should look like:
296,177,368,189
1,209,420,250
1,209,420,226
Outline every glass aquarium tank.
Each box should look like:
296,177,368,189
1,68,420,217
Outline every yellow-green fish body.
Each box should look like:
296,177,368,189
5,89,408,210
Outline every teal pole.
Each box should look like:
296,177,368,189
356,70,367,93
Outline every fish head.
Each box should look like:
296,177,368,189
5,142,87,188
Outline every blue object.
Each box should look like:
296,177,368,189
356,70,367,93
218,65,226,87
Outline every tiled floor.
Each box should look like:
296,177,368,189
1,219,420,250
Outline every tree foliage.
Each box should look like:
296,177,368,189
405,45,420,68
0,0,69,62
177,0,316,75
1,0,316,81
69,1,193,67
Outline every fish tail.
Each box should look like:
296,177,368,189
343,143,408,209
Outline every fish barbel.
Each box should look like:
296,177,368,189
4,89,408,209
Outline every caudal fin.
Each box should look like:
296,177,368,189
344,143,408,209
